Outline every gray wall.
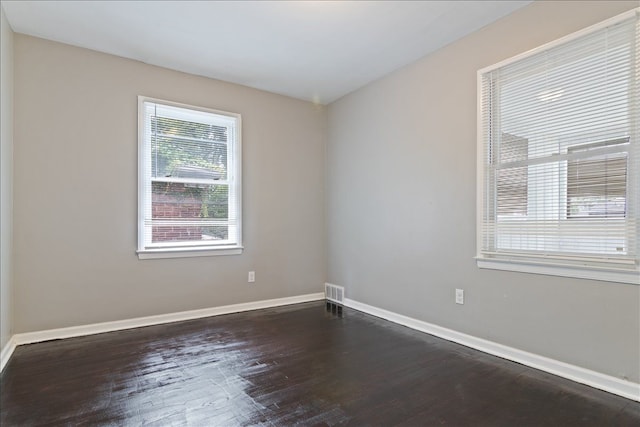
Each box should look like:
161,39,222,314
13,35,326,333
327,0,640,382
1,5,14,352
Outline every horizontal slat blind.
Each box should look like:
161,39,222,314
141,101,240,250
479,11,639,268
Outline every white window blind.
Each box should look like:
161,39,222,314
138,97,242,258
477,10,639,283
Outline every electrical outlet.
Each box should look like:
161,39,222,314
455,289,464,305
248,271,255,283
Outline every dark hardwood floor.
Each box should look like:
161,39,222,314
1,301,638,426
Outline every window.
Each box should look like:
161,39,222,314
138,97,242,259
477,9,639,284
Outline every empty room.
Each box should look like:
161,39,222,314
1,0,639,425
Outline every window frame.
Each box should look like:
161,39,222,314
476,9,639,285
137,96,243,259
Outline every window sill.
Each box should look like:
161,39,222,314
476,256,639,285
138,246,243,260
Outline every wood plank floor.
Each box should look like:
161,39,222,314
1,301,638,426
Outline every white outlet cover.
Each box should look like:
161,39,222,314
455,289,464,304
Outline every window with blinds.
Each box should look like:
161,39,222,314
477,9,639,284
137,97,242,259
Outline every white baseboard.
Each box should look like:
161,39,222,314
5,289,638,402
0,335,17,372
4,292,324,359
342,296,640,402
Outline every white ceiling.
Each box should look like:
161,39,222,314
2,0,531,105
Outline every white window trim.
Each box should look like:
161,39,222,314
476,258,639,285
138,247,243,260
137,96,243,259
476,8,640,285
